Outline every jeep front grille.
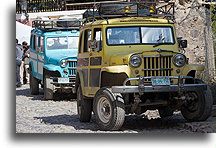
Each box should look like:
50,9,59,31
68,60,77,76
142,55,173,77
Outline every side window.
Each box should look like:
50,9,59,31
31,35,36,50
78,31,83,53
93,28,102,51
83,29,91,52
40,37,44,52
38,37,44,52
35,36,44,53
35,36,39,52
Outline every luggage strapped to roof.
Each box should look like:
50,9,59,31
82,1,175,24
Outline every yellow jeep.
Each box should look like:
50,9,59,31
75,2,213,130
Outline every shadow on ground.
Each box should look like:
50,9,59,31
34,114,99,131
16,87,75,101
33,112,216,133
33,113,188,132
122,114,186,132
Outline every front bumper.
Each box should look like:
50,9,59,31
45,76,76,94
112,76,207,94
50,76,76,86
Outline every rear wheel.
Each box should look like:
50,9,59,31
93,88,125,131
77,85,92,122
181,80,213,121
29,69,39,95
44,74,54,100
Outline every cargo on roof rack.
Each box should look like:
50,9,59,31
83,1,175,24
32,19,82,30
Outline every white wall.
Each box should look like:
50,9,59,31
16,21,32,44
16,10,85,20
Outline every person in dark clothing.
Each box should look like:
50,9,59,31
16,39,23,87
22,41,30,84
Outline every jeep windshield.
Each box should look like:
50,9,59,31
46,36,78,50
107,27,174,46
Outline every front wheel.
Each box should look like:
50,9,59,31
29,69,39,95
44,74,54,100
93,88,125,131
181,81,213,121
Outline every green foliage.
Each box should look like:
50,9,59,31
211,4,216,33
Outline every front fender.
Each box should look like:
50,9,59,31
181,64,205,75
76,70,86,95
101,65,131,76
43,64,64,77
29,61,37,76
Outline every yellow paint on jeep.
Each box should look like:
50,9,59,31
77,17,204,97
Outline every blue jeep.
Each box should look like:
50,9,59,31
29,19,80,100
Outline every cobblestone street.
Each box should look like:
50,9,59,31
16,84,216,133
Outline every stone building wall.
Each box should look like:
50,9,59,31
174,0,215,84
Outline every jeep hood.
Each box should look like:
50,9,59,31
110,49,180,65
46,50,77,64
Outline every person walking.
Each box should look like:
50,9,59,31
16,39,23,88
22,41,30,84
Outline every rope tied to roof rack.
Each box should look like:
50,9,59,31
82,1,175,25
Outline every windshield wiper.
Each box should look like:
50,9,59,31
153,34,166,47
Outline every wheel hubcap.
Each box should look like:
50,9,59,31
97,97,112,123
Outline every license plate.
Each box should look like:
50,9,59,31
58,78,69,83
151,77,170,86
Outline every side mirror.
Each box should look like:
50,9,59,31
88,40,102,52
88,40,97,49
179,40,187,48
94,41,102,52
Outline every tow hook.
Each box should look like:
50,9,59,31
131,94,142,113
138,78,145,95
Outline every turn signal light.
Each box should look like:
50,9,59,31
124,6,131,13
149,6,155,13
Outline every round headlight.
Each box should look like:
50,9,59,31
130,55,142,68
60,59,68,68
173,54,186,67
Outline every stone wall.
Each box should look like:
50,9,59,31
174,0,215,84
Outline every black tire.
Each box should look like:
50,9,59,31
181,80,213,122
93,88,125,131
29,69,39,95
44,74,54,100
158,106,174,118
77,85,92,122
69,93,77,100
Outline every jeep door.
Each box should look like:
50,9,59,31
77,28,103,97
77,29,91,96
36,36,44,80
88,28,103,94
30,34,38,78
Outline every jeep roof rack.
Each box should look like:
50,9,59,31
83,1,175,24
32,19,82,31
